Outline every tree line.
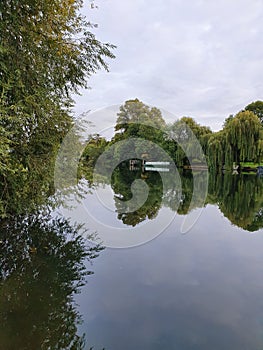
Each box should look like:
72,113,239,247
82,99,263,174
80,99,263,231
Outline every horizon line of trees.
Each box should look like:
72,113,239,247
82,99,263,174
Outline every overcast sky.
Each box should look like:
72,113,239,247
75,0,263,131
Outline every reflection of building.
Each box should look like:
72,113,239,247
129,159,170,172
144,161,170,172
144,166,169,172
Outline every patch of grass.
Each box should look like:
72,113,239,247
240,162,263,169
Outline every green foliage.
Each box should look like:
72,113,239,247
115,99,165,133
113,101,212,167
223,114,234,128
208,173,263,231
0,125,11,174
207,131,225,170
80,135,109,184
207,110,263,170
244,100,263,124
0,213,104,349
79,99,263,231
166,117,212,166
0,0,115,216
226,111,260,162
110,99,170,164
111,163,164,226
113,100,263,173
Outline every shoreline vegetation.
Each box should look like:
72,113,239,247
80,99,263,175
0,3,109,348
0,1,263,224
0,0,115,218
76,99,263,232
1,96,263,220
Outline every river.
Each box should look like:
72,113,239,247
1,167,263,349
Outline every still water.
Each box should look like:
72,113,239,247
1,168,263,349
78,204,263,350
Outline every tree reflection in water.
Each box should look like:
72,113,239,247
0,214,104,350
111,163,163,226
110,162,263,231
208,172,263,231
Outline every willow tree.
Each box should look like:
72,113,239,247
207,131,225,170
207,110,263,170
224,110,262,165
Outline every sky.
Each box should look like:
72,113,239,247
74,0,263,131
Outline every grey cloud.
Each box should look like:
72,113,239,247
75,0,263,130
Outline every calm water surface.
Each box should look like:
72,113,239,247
77,205,263,350
1,170,263,350
73,170,263,350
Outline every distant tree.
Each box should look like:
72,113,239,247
115,99,166,133
82,135,108,168
207,110,263,170
225,110,262,164
207,131,225,170
112,99,167,161
167,117,212,166
244,101,263,124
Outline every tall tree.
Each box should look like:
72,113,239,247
167,117,212,166
112,99,167,162
1,1,113,132
225,111,262,164
0,0,115,216
207,110,263,170
115,99,166,133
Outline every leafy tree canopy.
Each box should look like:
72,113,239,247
115,99,166,133
0,0,115,216
244,100,263,124
0,0,115,164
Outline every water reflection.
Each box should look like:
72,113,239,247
208,173,263,231
111,163,163,226
108,162,263,231
0,214,104,350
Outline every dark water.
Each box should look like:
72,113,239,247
1,168,263,349
78,205,263,350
